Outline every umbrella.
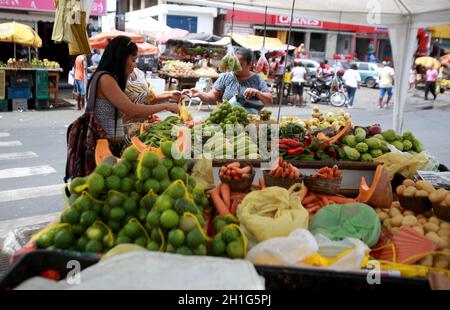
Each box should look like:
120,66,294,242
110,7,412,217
415,56,441,69
440,54,450,67
0,21,42,59
136,42,159,56
157,29,189,44
89,29,144,49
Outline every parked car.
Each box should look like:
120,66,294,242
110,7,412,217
352,61,380,88
294,59,321,78
327,60,351,71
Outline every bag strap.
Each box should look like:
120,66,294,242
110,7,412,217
85,70,109,113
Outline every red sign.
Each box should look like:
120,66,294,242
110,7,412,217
275,16,322,28
0,0,106,16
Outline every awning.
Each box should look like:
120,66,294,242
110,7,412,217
0,12,54,24
167,33,230,46
253,24,355,36
231,33,296,51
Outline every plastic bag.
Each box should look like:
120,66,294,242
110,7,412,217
190,156,215,190
246,229,369,271
237,186,309,244
256,52,269,75
125,68,155,105
220,44,242,73
309,203,381,247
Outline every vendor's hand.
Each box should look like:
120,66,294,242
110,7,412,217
170,91,182,102
189,88,200,98
165,103,180,114
243,88,260,99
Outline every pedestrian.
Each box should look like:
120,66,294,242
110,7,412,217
424,65,438,100
290,62,308,107
378,61,395,109
87,36,179,150
409,66,416,91
369,53,376,63
74,54,87,110
91,49,101,68
342,63,361,108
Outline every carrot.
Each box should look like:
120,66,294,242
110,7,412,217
227,162,240,168
209,186,230,216
302,193,317,205
299,186,308,202
259,176,266,189
307,205,322,214
328,200,336,204
219,183,231,209
305,202,320,209
318,194,330,206
323,195,356,204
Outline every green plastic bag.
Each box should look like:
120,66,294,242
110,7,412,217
309,203,381,247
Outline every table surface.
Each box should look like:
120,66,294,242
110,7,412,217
0,67,63,72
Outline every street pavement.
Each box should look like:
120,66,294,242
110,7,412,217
0,86,449,238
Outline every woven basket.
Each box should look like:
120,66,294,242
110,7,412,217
398,195,432,214
432,203,450,222
219,161,255,192
263,170,303,189
303,175,342,195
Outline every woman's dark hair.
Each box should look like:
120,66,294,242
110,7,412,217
351,63,358,70
235,47,253,65
88,36,138,92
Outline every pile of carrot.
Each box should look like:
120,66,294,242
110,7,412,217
312,165,342,179
269,157,301,179
219,162,252,181
301,189,356,218
209,183,248,216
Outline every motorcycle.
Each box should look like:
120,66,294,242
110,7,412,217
307,69,347,107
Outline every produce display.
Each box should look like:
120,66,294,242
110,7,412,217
194,66,219,78
220,53,242,73
268,157,300,179
219,162,253,181
311,165,342,179
159,60,196,77
3,58,60,69
204,101,250,128
136,116,181,148
202,131,259,159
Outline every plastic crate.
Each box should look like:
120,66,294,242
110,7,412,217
10,74,33,88
7,87,32,99
12,99,28,111
0,99,9,112
35,70,49,100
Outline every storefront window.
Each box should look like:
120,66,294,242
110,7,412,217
310,33,326,52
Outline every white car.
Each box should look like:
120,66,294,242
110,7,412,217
294,59,320,78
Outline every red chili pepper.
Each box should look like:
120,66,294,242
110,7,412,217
280,138,301,148
40,269,61,281
279,143,289,150
287,147,305,155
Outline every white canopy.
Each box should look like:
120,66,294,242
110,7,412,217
172,0,450,133
125,17,171,39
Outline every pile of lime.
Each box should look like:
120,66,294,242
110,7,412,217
209,216,246,259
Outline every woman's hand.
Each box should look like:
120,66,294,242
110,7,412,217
165,103,180,114
170,91,182,102
243,88,260,99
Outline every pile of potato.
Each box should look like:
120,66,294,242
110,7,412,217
396,179,435,198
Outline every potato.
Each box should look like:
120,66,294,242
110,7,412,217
389,208,401,218
375,208,381,213
438,236,450,250
415,190,429,198
438,228,450,238
424,222,440,233
412,225,425,235
425,231,441,243
416,180,434,192
391,214,404,227
429,216,441,225
415,180,426,190
416,214,426,220
418,218,428,225
383,218,391,227
402,215,418,226
429,188,448,204
403,211,415,216
396,185,406,196
391,227,399,235
402,186,416,197
391,201,401,209
402,179,415,187
419,255,433,267
440,222,450,229
378,212,389,221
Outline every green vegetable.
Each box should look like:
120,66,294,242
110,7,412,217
379,140,389,152
373,134,385,141
354,128,367,143
360,153,373,162
343,146,360,161
391,140,404,151
370,149,383,158
382,129,397,142
355,142,368,153
365,137,381,150
402,140,413,151
343,135,357,147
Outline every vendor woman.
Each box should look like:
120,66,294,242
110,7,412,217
189,47,273,112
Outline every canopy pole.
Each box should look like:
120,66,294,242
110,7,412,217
231,1,235,37
14,43,16,60
277,0,296,123
262,4,268,48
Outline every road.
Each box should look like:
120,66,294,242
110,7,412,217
0,86,449,237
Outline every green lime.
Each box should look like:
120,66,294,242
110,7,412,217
122,145,139,162
151,228,162,243
123,197,138,214
130,191,141,201
160,141,174,158
226,240,244,258
123,214,134,226
61,208,80,224
116,235,131,244
222,226,240,243
87,173,105,193
194,244,207,256
152,164,169,181
168,229,185,247
170,167,187,182
211,237,226,256
76,236,89,251
103,234,113,249
68,193,79,206
160,209,180,229
112,162,129,178
214,219,227,233
137,208,149,223
102,156,118,166
174,197,198,215
86,226,104,241
92,203,102,215
159,178,171,193
95,163,112,177
136,165,151,181
80,210,97,227
135,180,145,194
121,177,135,192
173,156,187,168
107,219,122,232
69,177,85,194
85,240,103,253
106,175,121,191
101,204,112,221
146,209,161,227
54,228,74,249
200,196,209,208
134,236,147,248
144,178,160,194
166,244,176,253
110,207,126,221
36,232,54,248
107,192,126,207
124,222,142,239
146,241,160,251
176,245,193,256
179,215,197,233
165,181,186,200
161,158,174,170
76,195,92,212
141,152,160,168
186,229,204,249
71,224,85,237
154,195,174,212
141,193,158,210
